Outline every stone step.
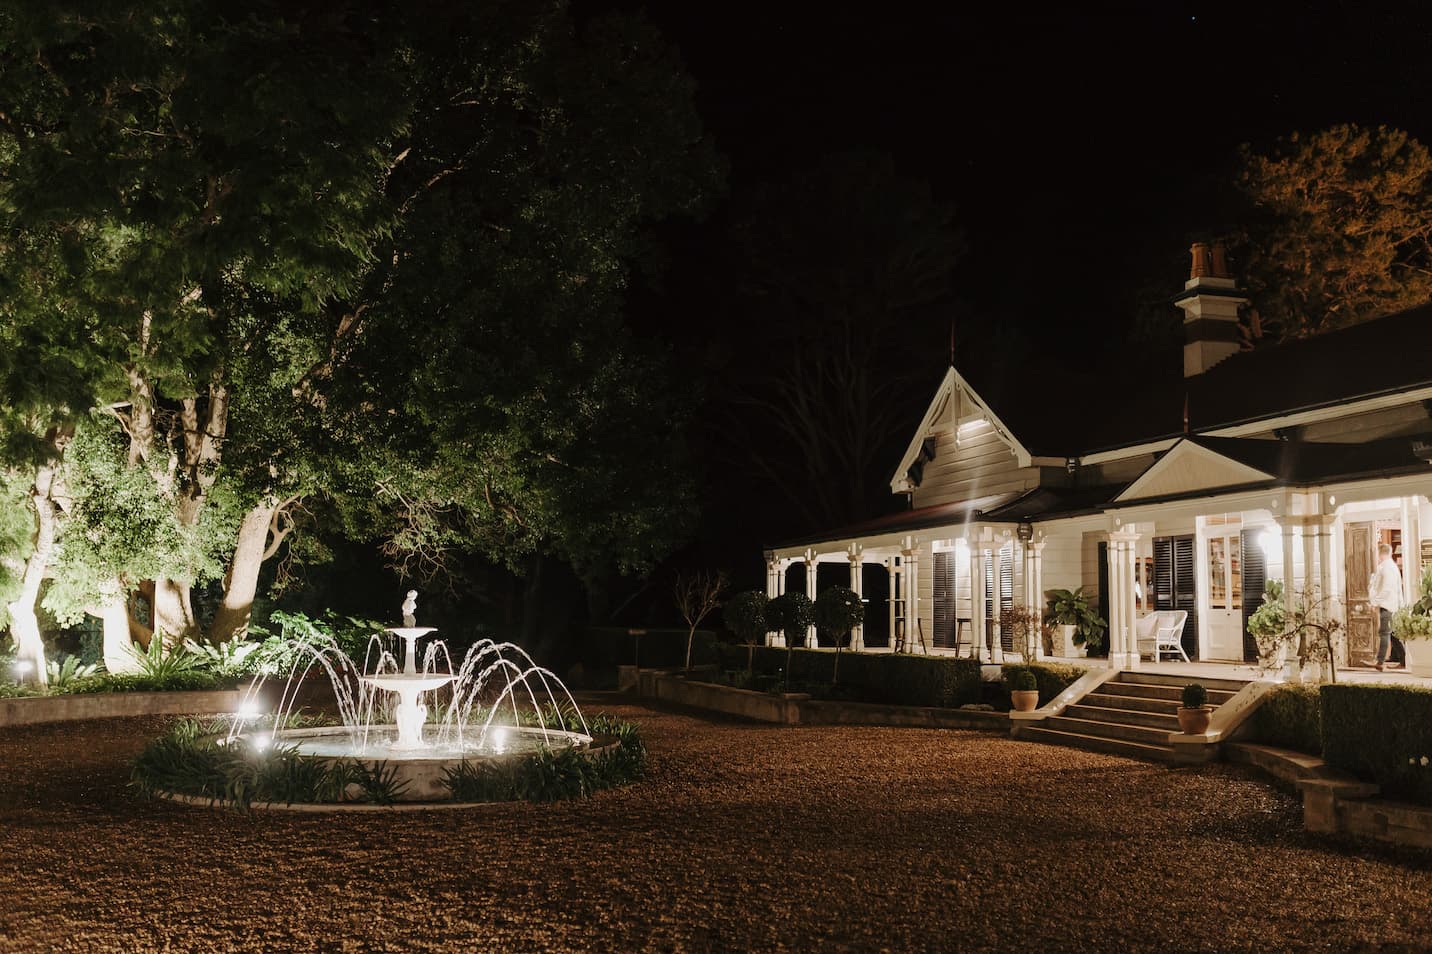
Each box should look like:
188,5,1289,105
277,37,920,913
1082,692,1182,715
1042,715,1172,746
1015,725,1173,763
1104,681,1240,704
1115,671,1250,693
1064,704,1181,730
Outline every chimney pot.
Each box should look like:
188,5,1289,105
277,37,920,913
1210,241,1231,279
1189,242,1212,279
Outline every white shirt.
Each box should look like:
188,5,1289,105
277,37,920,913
1369,556,1404,613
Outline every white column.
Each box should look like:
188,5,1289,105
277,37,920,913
1107,532,1140,670
804,548,819,649
764,555,783,647
1124,536,1140,670
990,543,1005,664
1030,539,1046,660
902,547,923,654
848,544,864,651
887,557,898,650
971,543,988,663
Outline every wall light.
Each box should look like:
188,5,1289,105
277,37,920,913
957,418,988,433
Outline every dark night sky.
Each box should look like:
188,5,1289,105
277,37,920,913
581,2,1432,580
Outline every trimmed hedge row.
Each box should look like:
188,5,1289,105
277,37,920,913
1249,685,1322,755
1001,663,1089,706
582,627,719,671
716,645,982,708
1322,684,1432,806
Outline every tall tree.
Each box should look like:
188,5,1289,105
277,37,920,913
0,0,718,655
1237,124,1432,339
718,152,965,531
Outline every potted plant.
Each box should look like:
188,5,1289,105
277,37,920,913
1005,666,1040,712
1044,587,1107,657
1246,579,1289,671
1392,567,1432,676
1177,682,1211,734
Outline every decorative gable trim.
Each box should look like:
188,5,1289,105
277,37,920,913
890,367,1033,493
1114,439,1276,502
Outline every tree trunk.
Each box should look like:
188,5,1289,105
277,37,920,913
6,464,59,686
151,578,196,645
210,500,278,644
99,583,138,673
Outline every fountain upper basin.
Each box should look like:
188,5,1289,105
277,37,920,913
359,672,456,692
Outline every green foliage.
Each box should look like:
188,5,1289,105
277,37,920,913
1249,685,1322,755
720,645,982,708
45,655,98,690
67,671,224,694
1045,587,1107,652
814,586,865,644
1246,579,1288,661
1237,124,1432,340
249,610,388,669
723,591,770,645
1322,684,1432,806
183,637,262,677
125,638,205,680
766,593,814,642
1022,663,1088,704
442,717,645,803
1003,667,1038,692
1391,571,1432,643
1181,683,1209,709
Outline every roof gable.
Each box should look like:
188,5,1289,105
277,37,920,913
890,367,1034,493
1114,439,1275,502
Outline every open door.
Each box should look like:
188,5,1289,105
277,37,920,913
1345,522,1377,665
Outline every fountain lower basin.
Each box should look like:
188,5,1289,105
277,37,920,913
249,725,604,801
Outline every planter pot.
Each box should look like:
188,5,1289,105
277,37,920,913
1055,624,1085,658
1010,689,1040,713
1404,638,1432,676
1177,706,1211,735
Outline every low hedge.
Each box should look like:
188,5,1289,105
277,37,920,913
582,627,719,671
1248,684,1322,755
715,645,982,708
1322,684,1432,806
1000,663,1088,707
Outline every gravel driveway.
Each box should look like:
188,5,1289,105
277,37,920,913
0,700,1428,952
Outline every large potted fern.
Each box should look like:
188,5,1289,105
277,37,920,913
1044,587,1106,657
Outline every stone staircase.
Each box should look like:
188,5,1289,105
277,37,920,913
1013,671,1248,762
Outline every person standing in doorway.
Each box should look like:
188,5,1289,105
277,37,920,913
1369,543,1404,671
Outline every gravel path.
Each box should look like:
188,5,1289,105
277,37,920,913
0,701,1429,953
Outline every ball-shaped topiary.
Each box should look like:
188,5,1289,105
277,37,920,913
1181,682,1208,709
723,591,770,645
766,592,814,640
813,586,865,643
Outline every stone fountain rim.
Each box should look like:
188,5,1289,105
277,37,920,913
250,723,599,766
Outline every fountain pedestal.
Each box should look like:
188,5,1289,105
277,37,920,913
360,627,454,750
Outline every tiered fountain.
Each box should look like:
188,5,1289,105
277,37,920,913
228,591,601,801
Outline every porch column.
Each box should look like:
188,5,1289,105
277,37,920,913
764,553,784,647
902,545,924,654
970,542,988,663
1402,497,1423,605
887,556,898,649
1315,517,1334,605
804,548,819,649
1278,520,1298,677
1301,525,1317,602
848,543,865,651
1028,539,1046,660
1107,530,1140,670
990,543,1005,664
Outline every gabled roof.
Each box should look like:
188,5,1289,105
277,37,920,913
768,492,1021,550
1114,439,1275,503
889,367,1036,493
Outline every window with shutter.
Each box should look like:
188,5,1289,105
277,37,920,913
1154,534,1199,661
1240,529,1266,662
933,551,956,648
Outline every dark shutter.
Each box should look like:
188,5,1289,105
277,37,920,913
1241,529,1266,662
1154,535,1199,661
933,551,956,648
1096,541,1109,636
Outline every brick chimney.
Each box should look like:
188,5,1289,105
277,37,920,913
1175,240,1248,376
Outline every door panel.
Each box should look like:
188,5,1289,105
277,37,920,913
1345,522,1377,664
933,551,956,649
1153,535,1199,660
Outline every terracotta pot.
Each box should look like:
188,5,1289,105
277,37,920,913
1177,706,1211,735
1010,689,1040,712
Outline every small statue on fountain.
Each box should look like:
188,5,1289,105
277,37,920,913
401,590,418,628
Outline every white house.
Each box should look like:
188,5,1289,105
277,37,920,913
763,243,1432,671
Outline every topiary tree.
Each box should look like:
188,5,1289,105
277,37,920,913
723,590,769,672
765,592,812,690
814,585,864,684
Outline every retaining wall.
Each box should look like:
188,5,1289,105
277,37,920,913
0,690,245,727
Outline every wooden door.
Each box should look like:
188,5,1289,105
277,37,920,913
1345,522,1377,664
1206,533,1244,660
932,551,956,649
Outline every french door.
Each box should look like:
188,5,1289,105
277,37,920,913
1205,532,1244,660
